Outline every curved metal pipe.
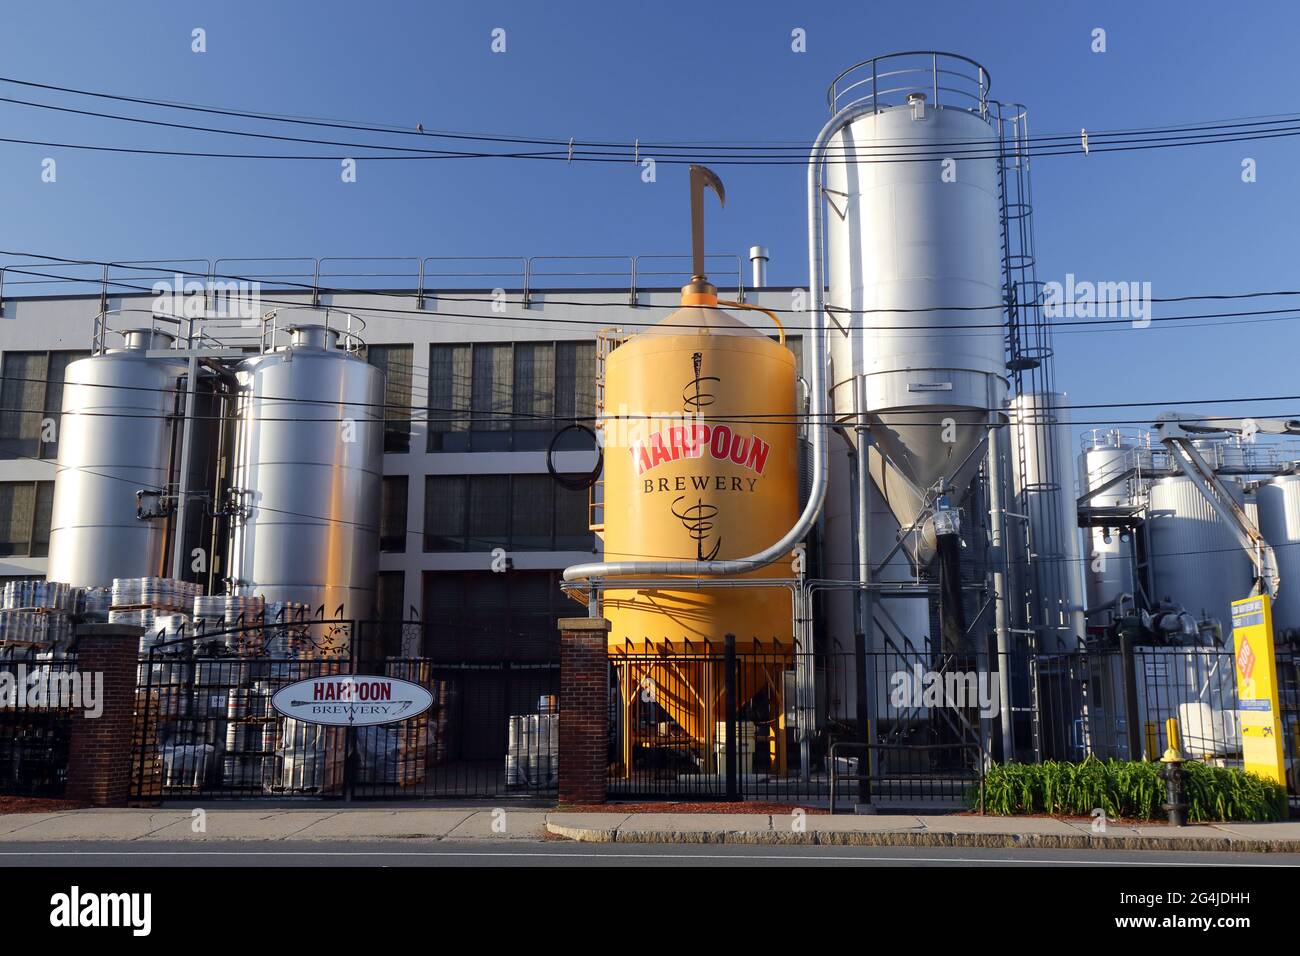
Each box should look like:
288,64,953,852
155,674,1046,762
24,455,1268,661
563,102,875,587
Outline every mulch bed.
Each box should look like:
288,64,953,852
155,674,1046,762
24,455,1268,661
0,795,89,814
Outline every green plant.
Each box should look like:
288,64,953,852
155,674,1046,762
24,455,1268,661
975,757,1285,822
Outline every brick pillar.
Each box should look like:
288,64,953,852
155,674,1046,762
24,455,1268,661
558,617,610,805
66,624,141,807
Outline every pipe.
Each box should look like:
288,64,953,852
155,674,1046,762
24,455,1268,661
986,422,1014,760
170,357,199,581
717,299,784,344
749,245,769,289
1084,592,1134,618
563,101,875,588
854,409,874,799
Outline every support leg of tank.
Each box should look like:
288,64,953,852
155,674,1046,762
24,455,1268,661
774,677,788,776
621,667,634,780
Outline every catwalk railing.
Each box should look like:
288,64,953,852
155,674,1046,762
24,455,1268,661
0,253,750,316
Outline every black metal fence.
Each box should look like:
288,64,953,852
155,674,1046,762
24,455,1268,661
1277,650,1300,804
0,656,80,797
607,640,989,810
132,619,558,801
606,639,1257,811
119,615,1282,810
1033,646,1241,765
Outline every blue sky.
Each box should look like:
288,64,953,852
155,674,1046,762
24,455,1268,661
2,1,1299,436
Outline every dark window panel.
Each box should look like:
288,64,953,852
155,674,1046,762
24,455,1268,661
467,475,510,549
0,352,48,460
28,481,54,558
471,344,512,433
510,475,554,550
513,342,555,432
379,475,409,552
368,344,413,454
0,482,36,557
427,343,471,450
423,475,466,551
376,571,406,623
555,478,595,551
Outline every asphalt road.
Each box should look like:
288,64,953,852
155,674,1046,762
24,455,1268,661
2,840,1298,866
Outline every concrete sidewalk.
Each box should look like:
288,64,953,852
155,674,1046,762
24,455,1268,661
1,807,1299,851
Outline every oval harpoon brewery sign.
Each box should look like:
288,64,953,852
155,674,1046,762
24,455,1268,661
270,676,433,726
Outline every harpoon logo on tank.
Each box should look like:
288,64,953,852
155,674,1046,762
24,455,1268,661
630,421,771,493
889,663,999,718
151,272,262,324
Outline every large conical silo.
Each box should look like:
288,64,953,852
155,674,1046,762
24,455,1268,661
824,54,1007,556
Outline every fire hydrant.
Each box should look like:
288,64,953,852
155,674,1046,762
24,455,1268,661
1158,717,1187,827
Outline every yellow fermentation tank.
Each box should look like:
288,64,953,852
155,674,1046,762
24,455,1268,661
600,277,799,767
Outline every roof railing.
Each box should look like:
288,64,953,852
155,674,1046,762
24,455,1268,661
0,253,747,316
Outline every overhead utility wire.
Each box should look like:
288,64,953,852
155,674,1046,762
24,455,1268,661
13,251,1300,315
8,89,1300,161
11,445,1300,567
6,261,1300,337
2,73,1298,152
5,371,1300,422
5,126,1300,165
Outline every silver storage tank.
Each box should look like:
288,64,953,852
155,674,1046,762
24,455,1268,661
825,56,1007,550
46,329,186,587
1256,473,1300,633
1078,432,1144,623
1146,474,1253,624
1009,393,1085,650
227,321,384,621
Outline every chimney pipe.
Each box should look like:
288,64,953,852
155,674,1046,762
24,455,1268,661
748,245,770,288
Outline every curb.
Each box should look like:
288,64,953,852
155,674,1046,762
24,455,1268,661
543,823,1300,853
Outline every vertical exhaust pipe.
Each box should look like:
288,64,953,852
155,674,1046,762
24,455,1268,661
749,245,770,289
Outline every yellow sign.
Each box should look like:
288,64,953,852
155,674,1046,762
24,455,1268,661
1231,595,1285,785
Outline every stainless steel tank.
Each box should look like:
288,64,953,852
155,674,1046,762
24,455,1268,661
1078,431,1147,622
825,57,1007,549
46,329,186,587
1147,474,1253,624
1257,474,1300,633
227,319,384,621
1009,393,1085,650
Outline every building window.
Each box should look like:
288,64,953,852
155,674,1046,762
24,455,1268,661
421,569,573,658
376,571,405,623
379,475,408,552
0,481,54,558
0,350,88,460
427,341,595,452
423,474,595,552
423,475,466,552
367,344,413,453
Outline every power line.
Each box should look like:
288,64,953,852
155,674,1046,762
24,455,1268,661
4,72,1300,156
7,258,1300,338
10,440,1300,569
6,125,1300,166
14,250,1300,314
6,371,1300,422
